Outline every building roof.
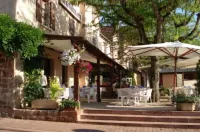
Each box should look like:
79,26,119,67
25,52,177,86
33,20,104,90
100,26,115,42
160,67,196,73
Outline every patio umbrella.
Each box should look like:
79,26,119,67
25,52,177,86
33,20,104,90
128,41,200,92
163,56,199,67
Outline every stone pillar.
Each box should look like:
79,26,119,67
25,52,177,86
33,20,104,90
0,52,15,117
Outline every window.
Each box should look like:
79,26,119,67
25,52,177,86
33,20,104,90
184,73,196,80
69,18,75,36
36,0,56,30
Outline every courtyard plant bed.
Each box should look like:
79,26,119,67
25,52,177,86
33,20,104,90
173,92,200,111
59,99,78,111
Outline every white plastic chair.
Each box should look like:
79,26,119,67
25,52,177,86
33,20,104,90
128,88,140,106
117,88,129,106
87,88,97,103
140,88,152,105
61,88,74,100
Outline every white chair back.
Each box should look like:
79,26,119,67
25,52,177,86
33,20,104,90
146,89,152,98
117,89,122,97
61,88,74,99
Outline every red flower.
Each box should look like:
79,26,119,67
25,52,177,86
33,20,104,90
78,61,93,74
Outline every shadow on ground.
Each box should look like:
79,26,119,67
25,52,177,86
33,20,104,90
73,129,104,132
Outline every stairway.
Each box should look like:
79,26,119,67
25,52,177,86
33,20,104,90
79,109,200,128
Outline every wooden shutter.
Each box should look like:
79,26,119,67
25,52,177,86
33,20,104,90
36,0,42,23
50,2,56,30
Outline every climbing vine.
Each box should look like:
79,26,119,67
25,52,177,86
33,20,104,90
0,14,44,59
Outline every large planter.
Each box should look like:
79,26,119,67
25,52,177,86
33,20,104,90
31,99,58,110
176,103,196,111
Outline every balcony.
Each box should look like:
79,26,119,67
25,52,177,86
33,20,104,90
59,0,81,22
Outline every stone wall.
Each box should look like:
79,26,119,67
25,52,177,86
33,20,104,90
0,52,15,117
13,109,80,122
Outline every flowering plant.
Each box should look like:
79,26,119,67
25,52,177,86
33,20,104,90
60,48,80,66
78,61,93,74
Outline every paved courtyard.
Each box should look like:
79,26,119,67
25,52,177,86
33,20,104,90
0,118,200,132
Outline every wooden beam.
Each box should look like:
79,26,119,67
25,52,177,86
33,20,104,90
97,57,101,102
74,62,80,103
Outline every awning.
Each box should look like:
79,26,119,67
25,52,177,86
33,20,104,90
44,34,125,69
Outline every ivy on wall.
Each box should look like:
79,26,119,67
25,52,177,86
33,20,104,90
0,14,44,59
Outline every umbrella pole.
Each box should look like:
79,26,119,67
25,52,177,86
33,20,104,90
173,57,177,98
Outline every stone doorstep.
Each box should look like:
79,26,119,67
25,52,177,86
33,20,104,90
79,119,200,129
0,127,53,132
83,109,200,116
81,114,200,123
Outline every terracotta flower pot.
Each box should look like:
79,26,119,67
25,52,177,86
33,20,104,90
176,103,195,111
31,99,58,110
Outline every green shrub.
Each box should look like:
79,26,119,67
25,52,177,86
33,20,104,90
23,69,44,106
60,99,78,110
173,92,200,103
159,87,170,96
49,76,63,100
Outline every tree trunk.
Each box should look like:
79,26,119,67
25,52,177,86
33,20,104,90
149,56,160,102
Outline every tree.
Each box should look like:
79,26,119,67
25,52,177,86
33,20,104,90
70,0,200,102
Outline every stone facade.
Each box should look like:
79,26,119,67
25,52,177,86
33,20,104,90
0,52,15,117
13,109,80,122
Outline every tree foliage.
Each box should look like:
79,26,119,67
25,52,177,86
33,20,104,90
0,14,44,59
195,60,200,95
70,0,200,44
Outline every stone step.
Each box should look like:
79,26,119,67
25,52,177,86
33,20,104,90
81,114,200,123
79,119,200,128
83,109,200,116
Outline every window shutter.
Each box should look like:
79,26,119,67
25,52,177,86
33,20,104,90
36,0,42,23
50,2,56,30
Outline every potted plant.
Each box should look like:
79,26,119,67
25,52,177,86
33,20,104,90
49,76,63,100
60,48,80,66
31,76,63,110
173,91,200,111
59,99,78,111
